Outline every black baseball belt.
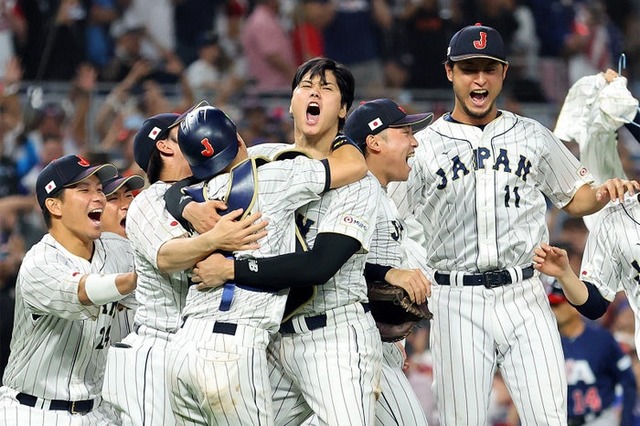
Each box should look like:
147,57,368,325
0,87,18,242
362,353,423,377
434,266,535,288
16,392,94,414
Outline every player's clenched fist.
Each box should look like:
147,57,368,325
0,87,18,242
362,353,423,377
191,253,233,290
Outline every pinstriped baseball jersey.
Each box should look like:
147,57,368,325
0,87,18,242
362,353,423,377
181,156,328,329
126,182,190,333
368,185,404,269
580,197,640,349
249,143,380,315
390,111,594,273
1,233,132,400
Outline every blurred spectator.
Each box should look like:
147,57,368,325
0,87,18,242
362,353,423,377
549,282,637,426
291,0,333,65
85,0,123,68
173,0,223,66
241,0,296,94
402,0,455,90
101,14,148,82
405,323,438,425
15,0,88,81
185,31,244,107
0,1,26,80
322,0,392,95
121,0,175,62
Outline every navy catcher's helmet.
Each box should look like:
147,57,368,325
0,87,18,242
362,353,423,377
178,106,239,180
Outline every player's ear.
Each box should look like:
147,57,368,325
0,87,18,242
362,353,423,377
156,139,174,156
445,63,453,82
365,134,381,153
338,104,347,119
45,197,62,217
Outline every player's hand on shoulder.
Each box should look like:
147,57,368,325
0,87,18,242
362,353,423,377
184,199,227,234
206,209,268,253
384,268,431,304
595,178,640,203
192,253,233,290
532,243,571,279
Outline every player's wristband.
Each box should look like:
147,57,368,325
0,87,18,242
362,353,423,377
331,134,362,153
84,274,125,305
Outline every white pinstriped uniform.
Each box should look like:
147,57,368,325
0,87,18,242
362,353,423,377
249,143,383,426
102,182,190,426
580,197,640,353
390,111,594,425
0,233,132,425
167,156,328,425
368,184,429,425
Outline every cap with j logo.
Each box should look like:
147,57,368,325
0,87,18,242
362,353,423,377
447,23,508,65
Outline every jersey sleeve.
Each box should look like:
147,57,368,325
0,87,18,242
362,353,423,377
18,251,100,320
580,211,622,301
536,125,594,208
127,186,189,268
317,174,379,252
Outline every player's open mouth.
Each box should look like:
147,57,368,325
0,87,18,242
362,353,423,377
88,209,102,223
470,90,488,105
120,217,126,228
306,102,320,124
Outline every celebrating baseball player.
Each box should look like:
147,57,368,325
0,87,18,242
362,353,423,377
0,155,136,425
389,23,640,425
343,98,433,425
547,281,637,425
101,110,267,425
100,174,145,345
162,104,367,425
187,58,382,425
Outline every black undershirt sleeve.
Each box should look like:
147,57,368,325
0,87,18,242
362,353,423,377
234,232,361,288
364,263,392,283
570,280,611,320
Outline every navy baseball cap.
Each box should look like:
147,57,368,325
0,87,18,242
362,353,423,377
103,174,145,196
36,155,118,209
133,113,180,172
547,280,568,305
343,99,433,149
447,23,508,65
133,101,211,171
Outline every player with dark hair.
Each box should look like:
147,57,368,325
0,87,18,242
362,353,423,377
185,57,383,425
547,281,637,425
0,155,136,425
343,98,433,425
164,104,367,425
389,23,639,424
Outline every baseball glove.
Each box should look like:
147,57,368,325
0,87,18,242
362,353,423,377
367,280,433,342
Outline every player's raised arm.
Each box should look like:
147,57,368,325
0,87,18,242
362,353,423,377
325,134,368,188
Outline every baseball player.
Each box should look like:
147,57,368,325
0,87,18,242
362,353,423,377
0,155,137,425
164,105,367,425
343,98,433,425
191,57,383,425
100,174,145,345
101,111,267,426
547,281,637,425
388,23,639,425
533,194,640,356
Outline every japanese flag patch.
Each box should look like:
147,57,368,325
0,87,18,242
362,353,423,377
148,126,162,140
45,180,57,194
368,118,383,131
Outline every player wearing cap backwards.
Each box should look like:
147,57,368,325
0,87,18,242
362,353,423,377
182,57,383,425
342,98,433,425
163,104,368,425
547,281,637,426
0,155,136,425
388,23,639,425
99,174,145,345
101,109,268,426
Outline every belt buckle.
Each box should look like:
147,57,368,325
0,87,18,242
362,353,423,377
70,401,79,415
483,271,505,288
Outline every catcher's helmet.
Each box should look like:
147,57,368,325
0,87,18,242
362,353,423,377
178,106,239,180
